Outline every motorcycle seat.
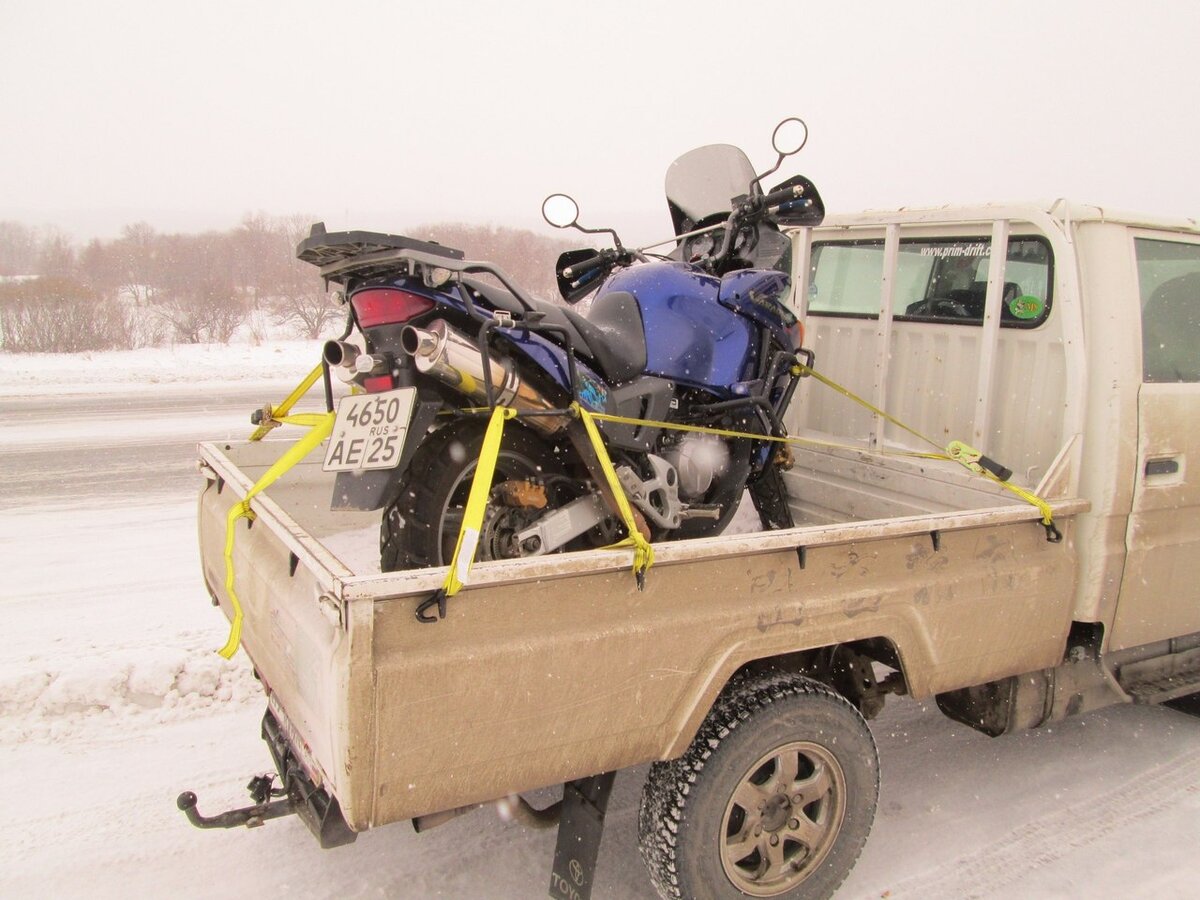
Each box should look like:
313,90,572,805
461,278,646,385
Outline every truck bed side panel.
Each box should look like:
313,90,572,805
365,519,1075,825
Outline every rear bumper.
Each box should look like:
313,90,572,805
262,709,358,848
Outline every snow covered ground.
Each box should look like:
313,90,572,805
1,344,1198,899
0,340,325,396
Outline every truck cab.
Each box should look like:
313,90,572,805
794,200,1200,699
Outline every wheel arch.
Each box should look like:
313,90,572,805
663,635,911,759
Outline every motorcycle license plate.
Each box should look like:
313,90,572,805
322,387,416,472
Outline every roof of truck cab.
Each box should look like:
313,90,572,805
813,200,1200,234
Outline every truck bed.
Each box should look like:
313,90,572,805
196,436,1086,832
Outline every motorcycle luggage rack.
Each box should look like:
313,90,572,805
298,224,465,286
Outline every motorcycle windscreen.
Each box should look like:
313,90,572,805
665,144,756,234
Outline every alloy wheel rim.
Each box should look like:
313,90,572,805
719,740,846,896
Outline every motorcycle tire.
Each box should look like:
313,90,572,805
380,419,565,571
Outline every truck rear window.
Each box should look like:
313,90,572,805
1136,237,1200,382
808,237,1053,328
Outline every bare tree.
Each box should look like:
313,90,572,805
153,232,246,344
232,212,282,305
77,238,120,294
269,214,340,338
0,277,129,353
0,222,40,276
36,229,77,278
271,290,341,339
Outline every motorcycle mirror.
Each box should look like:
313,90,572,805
749,116,811,198
771,117,809,157
541,193,580,229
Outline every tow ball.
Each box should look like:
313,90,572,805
177,709,358,848
176,774,294,830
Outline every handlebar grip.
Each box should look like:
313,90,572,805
563,254,606,280
762,184,806,209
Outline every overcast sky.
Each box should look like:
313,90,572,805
2,0,1197,247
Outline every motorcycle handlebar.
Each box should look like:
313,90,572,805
761,184,806,210
709,187,797,271
563,253,607,280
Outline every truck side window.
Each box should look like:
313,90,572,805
809,237,1053,328
1135,238,1200,383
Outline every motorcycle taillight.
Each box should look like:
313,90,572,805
363,375,395,393
352,288,435,328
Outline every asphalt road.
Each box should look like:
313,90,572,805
0,384,329,511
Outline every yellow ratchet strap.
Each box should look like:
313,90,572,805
796,362,945,453
947,440,1061,541
249,363,324,441
416,402,657,623
416,406,518,623
588,361,1057,540
219,410,336,658
794,365,1060,539
795,365,1059,540
573,403,655,589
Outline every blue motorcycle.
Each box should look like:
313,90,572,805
299,118,824,571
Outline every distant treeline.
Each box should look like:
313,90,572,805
0,217,578,353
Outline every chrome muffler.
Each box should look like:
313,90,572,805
401,319,569,433
322,340,360,369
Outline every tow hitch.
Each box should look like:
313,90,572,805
177,775,293,830
177,708,616,898
176,709,357,848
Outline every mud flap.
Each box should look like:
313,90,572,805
548,772,615,900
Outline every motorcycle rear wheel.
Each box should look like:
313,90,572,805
380,419,565,571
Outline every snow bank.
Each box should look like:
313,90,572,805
0,640,261,743
0,499,264,744
0,340,327,397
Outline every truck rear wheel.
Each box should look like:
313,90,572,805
638,674,878,900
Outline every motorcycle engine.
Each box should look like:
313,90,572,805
660,434,731,501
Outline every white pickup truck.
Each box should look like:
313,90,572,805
181,200,1200,900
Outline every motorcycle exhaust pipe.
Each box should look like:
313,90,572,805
400,319,568,434
322,340,359,370
324,339,387,377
